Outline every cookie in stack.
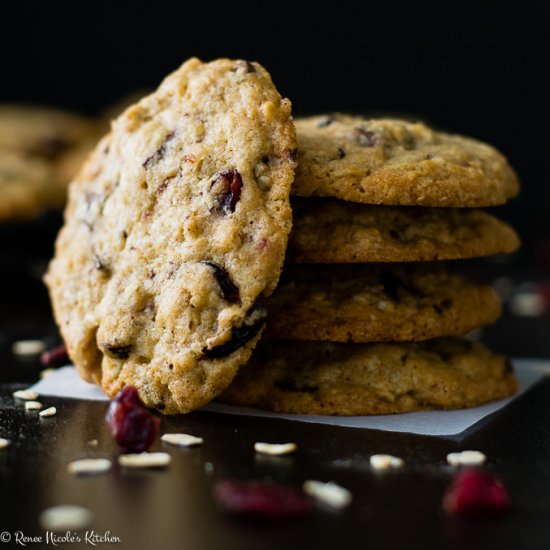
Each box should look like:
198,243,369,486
220,114,520,415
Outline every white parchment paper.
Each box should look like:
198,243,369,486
31,359,550,436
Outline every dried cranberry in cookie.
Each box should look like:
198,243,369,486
45,58,296,413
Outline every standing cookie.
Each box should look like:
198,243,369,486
46,58,297,413
293,114,519,207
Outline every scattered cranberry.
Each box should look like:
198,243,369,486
106,386,160,453
213,480,311,520
40,344,69,368
443,469,511,517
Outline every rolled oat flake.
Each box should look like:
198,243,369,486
39,505,93,531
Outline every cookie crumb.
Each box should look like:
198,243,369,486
13,389,38,401
0,438,10,449
254,442,297,456
370,454,404,470
25,401,43,411
161,433,204,447
303,480,352,509
12,339,46,356
39,505,93,531
39,406,57,417
447,450,487,466
118,452,171,468
67,458,112,476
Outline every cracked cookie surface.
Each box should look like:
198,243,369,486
287,198,520,263
292,114,519,207
219,338,517,415
46,58,296,414
267,264,501,342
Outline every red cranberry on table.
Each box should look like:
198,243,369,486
40,344,69,368
106,386,160,453
443,469,511,517
213,480,312,520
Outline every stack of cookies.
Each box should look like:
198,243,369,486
45,58,520,417
220,114,520,415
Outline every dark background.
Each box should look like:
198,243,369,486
0,2,549,251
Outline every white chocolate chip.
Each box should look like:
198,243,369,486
13,389,38,401
40,505,93,531
67,458,112,475
0,438,10,449
303,480,352,509
254,442,297,456
161,433,204,447
118,452,171,468
370,454,405,470
87,439,99,447
39,407,57,418
446,450,487,466
12,339,46,356
25,401,43,411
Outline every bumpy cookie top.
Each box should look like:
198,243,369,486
293,114,519,207
46,58,296,413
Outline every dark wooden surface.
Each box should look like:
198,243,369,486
1,217,550,550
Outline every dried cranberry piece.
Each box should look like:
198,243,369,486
40,344,69,368
106,386,160,453
353,127,377,147
443,469,511,517
210,169,243,214
143,132,175,168
202,307,266,359
202,261,240,304
104,344,132,360
214,480,311,520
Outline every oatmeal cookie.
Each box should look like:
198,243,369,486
292,114,519,207
287,198,520,263
46,58,296,414
267,264,501,342
219,338,517,415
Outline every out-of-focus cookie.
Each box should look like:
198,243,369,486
267,264,501,342
0,151,61,221
219,338,517,415
0,105,97,221
292,114,519,207
0,104,91,159
287,198,520,263
45,58,297,414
